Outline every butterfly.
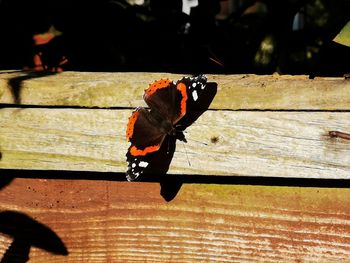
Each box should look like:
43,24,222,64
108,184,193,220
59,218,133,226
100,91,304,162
125,75,216,181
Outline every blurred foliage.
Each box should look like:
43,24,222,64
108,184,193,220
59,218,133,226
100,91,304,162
334,21,350,47
0,0,349,76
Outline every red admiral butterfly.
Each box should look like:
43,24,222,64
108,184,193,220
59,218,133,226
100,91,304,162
126,75,214,181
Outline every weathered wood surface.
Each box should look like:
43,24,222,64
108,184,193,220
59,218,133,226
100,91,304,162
1,71,350,109
1,178,350,262
1,108,350,178
2,71,350,262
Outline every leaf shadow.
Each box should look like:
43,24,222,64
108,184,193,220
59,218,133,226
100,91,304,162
7,71,57,104
0,210,68,263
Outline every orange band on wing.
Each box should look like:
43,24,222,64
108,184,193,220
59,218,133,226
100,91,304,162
130,144,160,156
176,82,188,121
145,79,172,96
126,111,139,141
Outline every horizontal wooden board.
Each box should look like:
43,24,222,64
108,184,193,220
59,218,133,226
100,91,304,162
1,71,349,109
1,108,350,179
1,178,350,262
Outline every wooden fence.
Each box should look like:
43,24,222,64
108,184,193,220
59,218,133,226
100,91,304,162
1,71,350,262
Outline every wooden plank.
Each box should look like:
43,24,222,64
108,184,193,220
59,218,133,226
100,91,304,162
1,178,350,262
1,108,350,179
1,71,349,109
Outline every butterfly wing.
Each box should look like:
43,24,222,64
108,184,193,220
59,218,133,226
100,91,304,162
180,74,208,104
126,153,150,181
125,79,188,181
126,135,176,181
143,79,188,124
126,107,166,156
126,107,168,181
176,75,217,130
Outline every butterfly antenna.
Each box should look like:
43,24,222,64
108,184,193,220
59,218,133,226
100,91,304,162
182,142,191,167
188,138,208,146
208,48,225,68
182,131,208,146
209,57,225,68
167,138,171,154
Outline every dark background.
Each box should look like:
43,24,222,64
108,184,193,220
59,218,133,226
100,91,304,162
0,0,349,76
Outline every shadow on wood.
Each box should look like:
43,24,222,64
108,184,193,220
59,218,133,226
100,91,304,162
0,211,68,263
7,71,57,104
0,150,14,190
0,175,13,191
3,169,350,194
160,173,183,202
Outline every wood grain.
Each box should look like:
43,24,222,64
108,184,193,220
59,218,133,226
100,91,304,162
1,71,349,109
1,178,350,262
2,71,350,262
1,108,350,179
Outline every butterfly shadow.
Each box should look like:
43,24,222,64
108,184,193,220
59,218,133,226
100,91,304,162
133,82,218,201
0,151,14,190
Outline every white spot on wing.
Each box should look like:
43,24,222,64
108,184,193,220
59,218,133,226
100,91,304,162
192,90,198,101
132,163,136,168
192,82,197,88
139,161,149,168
